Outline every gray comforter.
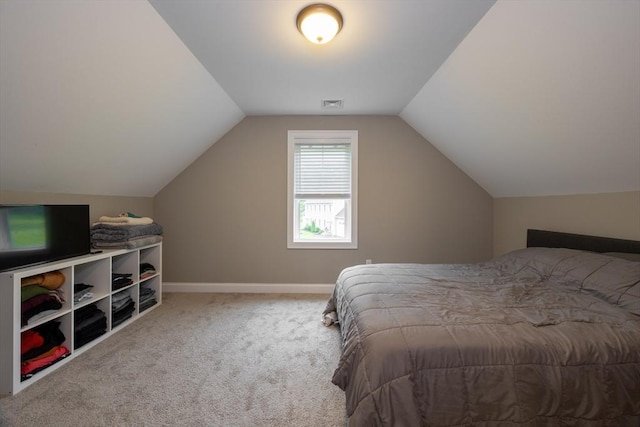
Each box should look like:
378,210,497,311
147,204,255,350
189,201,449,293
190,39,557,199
324,248,640,426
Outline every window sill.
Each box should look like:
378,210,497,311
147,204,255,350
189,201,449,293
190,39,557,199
288,241,358,250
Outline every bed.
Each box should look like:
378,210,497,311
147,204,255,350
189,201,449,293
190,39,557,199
323,230,640,426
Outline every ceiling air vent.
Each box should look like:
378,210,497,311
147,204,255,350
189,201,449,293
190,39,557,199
322,99,344,110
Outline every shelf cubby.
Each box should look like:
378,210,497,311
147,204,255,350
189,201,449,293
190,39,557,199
73,258,110,309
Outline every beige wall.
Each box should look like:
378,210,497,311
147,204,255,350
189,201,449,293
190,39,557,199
154,115,493,284
493,191,640,256
0,191,154,223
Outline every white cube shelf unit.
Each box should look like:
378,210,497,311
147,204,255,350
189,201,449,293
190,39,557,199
0,243,162,395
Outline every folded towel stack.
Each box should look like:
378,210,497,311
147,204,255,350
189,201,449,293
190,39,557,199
91,212,163,250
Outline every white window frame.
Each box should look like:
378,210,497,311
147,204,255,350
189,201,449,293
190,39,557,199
287,130,358,249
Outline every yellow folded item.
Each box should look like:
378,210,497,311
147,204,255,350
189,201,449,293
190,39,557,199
21,271,66,290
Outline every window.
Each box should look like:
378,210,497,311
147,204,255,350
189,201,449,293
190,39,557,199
287,130,357,249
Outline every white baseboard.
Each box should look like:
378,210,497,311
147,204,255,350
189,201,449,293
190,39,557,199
163,282,334,294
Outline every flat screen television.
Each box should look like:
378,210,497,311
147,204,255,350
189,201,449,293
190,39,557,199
0,204,91,272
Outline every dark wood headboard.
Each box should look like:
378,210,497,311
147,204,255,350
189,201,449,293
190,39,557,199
527,229,640,254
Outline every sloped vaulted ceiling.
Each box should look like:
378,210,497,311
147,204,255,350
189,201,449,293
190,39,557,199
402,0,640,197
0,0,244,197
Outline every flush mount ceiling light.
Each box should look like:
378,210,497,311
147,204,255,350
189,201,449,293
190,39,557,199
296,3,343,45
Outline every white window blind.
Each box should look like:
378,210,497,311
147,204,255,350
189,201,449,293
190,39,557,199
287,130,358,249
294,144,351,199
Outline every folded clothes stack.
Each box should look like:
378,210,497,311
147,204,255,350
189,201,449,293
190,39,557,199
139,262,158,313
74,303,107,349
112,272,133,291
112,291,135,328
74,283,94,304
91,212,163,250
21,271,66,326
139,285,157,313
20,321,70,380
139,263,156,280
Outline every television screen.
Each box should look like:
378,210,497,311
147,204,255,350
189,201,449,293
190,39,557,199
0,204,91,272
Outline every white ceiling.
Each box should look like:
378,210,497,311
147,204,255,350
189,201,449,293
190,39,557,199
1,0,638,198
149,0,495,115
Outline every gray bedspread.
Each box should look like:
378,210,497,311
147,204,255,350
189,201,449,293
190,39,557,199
324,248,640,426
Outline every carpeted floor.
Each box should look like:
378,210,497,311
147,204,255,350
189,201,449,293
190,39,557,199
0,293,346,427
